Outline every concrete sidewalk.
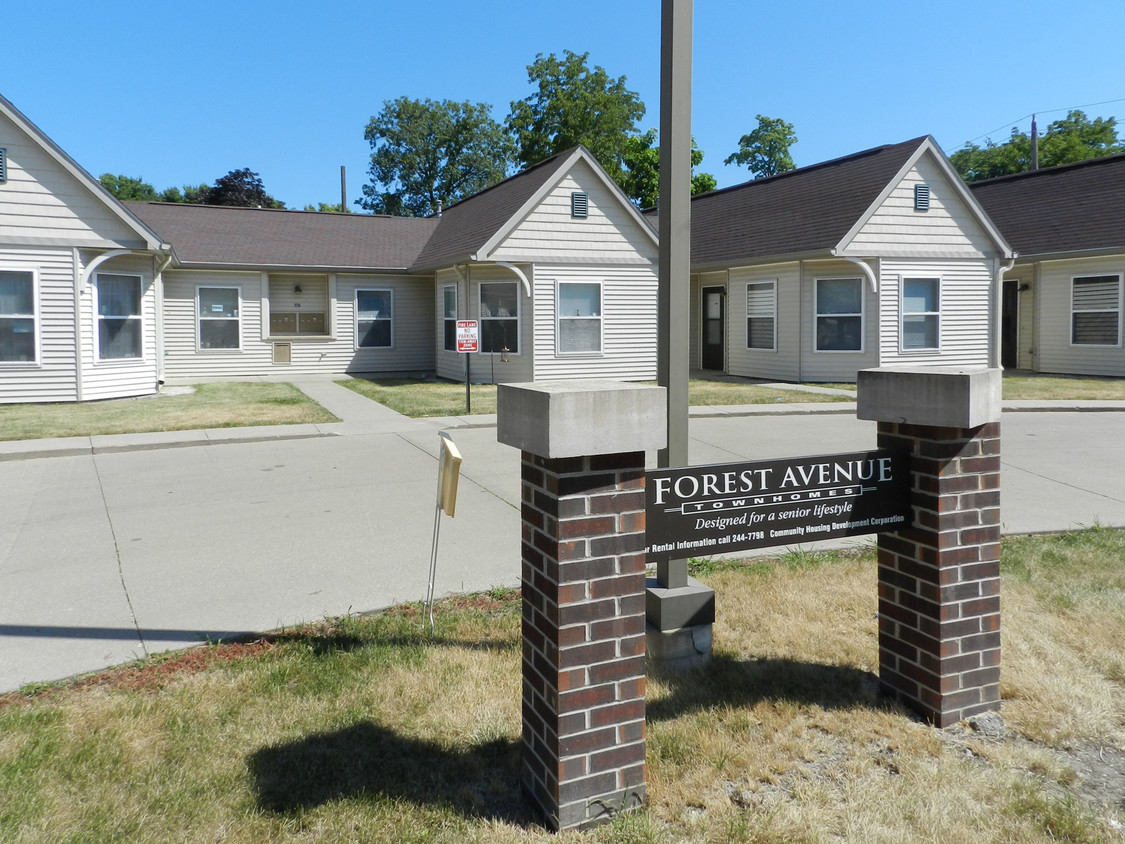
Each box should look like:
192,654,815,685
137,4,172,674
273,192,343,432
1,379,1123,694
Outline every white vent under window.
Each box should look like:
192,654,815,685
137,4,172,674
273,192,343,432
914,184,930,211
571,191,589,218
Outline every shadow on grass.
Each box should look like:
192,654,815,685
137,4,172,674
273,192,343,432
248,721,535,826
647,652,903,722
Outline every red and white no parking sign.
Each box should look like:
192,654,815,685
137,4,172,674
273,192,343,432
455,319,479,353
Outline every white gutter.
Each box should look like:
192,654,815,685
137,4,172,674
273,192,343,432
991,256,1017,369
154,253,172,384
72,248,84,402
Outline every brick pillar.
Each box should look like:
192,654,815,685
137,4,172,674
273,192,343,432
497,381,666,831
857,367,1003,728
875,421,1001,726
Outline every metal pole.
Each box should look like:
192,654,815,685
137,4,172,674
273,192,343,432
656,0,693,589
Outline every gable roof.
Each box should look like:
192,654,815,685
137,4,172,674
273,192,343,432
0,93,165,251
969,154,1125,258
661,136,1008,270
126,202,438,272
411,146,656,271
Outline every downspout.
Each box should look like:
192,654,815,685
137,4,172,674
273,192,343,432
72,248,84,402
154,253,172,385
991,256,1017,369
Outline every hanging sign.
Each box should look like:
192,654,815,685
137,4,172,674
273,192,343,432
645,449,911,562
456,319,479,353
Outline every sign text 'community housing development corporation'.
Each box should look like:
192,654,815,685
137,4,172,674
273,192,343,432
645,450,912,562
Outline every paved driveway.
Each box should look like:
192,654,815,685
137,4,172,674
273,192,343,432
1,386,1123,693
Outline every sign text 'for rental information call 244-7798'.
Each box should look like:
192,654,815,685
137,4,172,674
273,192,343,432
645,449,912,563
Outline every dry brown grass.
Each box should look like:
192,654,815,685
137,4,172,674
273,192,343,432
2,535,1123,843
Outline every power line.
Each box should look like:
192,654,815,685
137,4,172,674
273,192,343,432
961,97,1125,147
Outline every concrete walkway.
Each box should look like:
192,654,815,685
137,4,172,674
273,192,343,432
1,379,1123,693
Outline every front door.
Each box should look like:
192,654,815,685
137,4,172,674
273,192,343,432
1001,280,1020,370
701,286,725,371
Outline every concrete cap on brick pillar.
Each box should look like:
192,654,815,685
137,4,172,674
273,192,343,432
857,367,1002,428
497,380,667,458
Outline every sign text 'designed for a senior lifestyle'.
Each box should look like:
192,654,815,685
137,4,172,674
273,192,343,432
645,450,912,562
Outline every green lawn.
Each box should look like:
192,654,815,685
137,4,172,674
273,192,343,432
0,382,337,441
2,529,1122,843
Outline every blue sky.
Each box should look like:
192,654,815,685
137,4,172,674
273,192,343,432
6,0,1124,210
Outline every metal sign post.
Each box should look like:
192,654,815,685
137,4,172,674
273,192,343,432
456,319,479,414
425,432,463,634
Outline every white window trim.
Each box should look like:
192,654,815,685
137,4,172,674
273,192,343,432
355,288,394,350
0,266,40,367
196,285,242,352
899,276,941,353
94,272,144,364
814,276,865,354
745,279,777,352
556,279,603,356
478,280,520,356
1070,273,1123,348
443,284,458,353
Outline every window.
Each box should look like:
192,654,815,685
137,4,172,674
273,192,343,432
746,281,776,350
0,270,36,363
479,282,518,354
198,287,240,350
901,277,940,350
443,285,457,351
1071,275,1121,346
558,281,601,354
268,275,329,336
356,289,393,348
96,273,142,360
815,277,863,351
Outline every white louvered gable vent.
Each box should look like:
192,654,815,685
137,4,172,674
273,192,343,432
914,183,930,211
571,191,589,218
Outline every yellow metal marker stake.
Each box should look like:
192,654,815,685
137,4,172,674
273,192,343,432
425,432,462,634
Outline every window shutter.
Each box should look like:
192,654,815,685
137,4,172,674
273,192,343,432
0,148,6,183
571,191,589,218
914,183,930,211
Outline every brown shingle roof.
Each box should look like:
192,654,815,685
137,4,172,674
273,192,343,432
125,202,439,271
969,154,1125,257
653,137,928,269
410,149,576,271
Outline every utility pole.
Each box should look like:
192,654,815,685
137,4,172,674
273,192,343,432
1030,115,1039,171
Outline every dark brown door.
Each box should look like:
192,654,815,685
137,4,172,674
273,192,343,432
1002,280,1019,370
701,286,725,370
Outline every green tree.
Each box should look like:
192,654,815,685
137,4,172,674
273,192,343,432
621,129,717,208
951,110,1124,182
201,168,285,208
358,97,514,217
302,202,348,213
725,115,798,178
99,174,159,201
507,50,646,186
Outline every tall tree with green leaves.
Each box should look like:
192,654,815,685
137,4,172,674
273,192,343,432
358,97,515,217
951,110,1124,182
507,50,646,187
621,129,717,208
201,168,285,208
725,115,798,179
99,174,160,201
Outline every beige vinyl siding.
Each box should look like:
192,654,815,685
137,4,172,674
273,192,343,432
162,270,435,380
532,264,657,381
845,154,996,259
1009,263,1038,370
725,263,802,382
489,160,657,266
800,260,880,382
877,260,992,368
1035,256,1125,377
0,112,145,248
435,268,465,382
80,254,160,400
0,246,78,402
